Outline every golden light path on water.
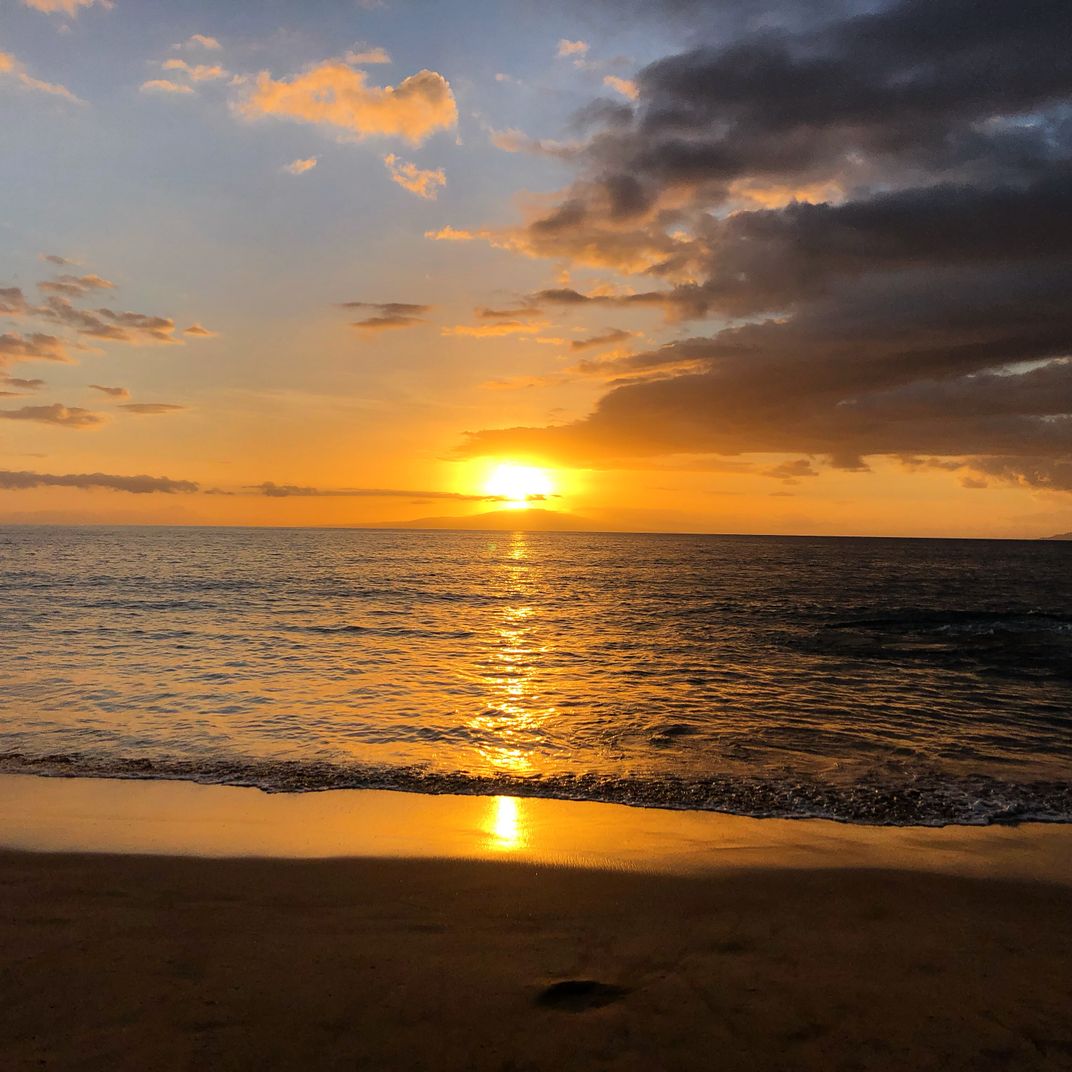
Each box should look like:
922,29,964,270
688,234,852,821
467,532,554,780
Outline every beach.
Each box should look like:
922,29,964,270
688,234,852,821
2,776,1071,1071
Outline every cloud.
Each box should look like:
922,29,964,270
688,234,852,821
0,288,31,316
0,403,102,428
140,79,194,95
40,253,75,266
0,332,71,368
38,273,115,297
120,403,186,415
557,39,589,58
3,377,46,391
252,481,504,501
283,156,318,175
161,59,229,82
350,315,425,332
21,0,112,15
569,328,634,352
424,225,481,241
346,46,391,65
179,34,222,51
183,323,217,337
441,320,545,338
239,60,457,146
602,75,639,100
0,50,83,104
762,458,820,483
382,153,445,199
88,384,129,399
457,0,1072,493
36,296,180,344
0,468,197,493
341,300,431,332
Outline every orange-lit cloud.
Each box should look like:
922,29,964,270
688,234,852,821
21,0,112,15
240,61,457,146
38,274,115,297
0,51,82,104
383,153,445,199
140,79,194,95
556,39,589,58
424,225,482,241
183,323,217,337
161,59,229,82
0,332,71,367
441,320,545,337
602,75,638,100
177,34,222,51
283,156,318,175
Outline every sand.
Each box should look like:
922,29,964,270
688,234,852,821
1,775,1071,1070
1,852,1070,1071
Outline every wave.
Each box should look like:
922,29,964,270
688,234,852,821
1,751,1068,828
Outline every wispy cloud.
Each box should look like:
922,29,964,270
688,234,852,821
0,468,196,493
382,154,445,199
341,300,431,332
283,156,318,175
0,50,83,104
88,384,130,399
161,59,229,82
120,403,186,415
0,332,71,368
0,403,102,428
140,79,195,95
177,34,222,51
21,0,112,16
556,39,589,58
346,46,391,65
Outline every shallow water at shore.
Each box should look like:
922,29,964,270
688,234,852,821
1,525,1070,824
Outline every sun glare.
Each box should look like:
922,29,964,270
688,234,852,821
483,463,555,509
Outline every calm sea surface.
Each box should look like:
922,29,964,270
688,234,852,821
1,526,1070,825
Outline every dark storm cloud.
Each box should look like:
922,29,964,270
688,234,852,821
460,0,1072,491
0,469,199,494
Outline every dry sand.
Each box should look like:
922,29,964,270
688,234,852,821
2,850,1071,1071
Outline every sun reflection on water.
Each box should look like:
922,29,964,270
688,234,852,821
468,531,557,776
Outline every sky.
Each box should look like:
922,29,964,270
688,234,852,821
2,0,1071,537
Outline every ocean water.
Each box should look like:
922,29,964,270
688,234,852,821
1,525,1070,825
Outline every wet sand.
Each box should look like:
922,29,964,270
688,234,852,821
1,776,1071,1070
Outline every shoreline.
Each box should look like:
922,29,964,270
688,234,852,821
2,772,1072,882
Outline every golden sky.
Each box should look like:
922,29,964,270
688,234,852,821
2,0,1071,536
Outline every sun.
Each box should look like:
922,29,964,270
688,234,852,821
483,463,555,509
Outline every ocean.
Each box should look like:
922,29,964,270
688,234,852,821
1,525,1069,825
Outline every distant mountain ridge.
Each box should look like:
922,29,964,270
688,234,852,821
1045,532,1072,540
368,508,599,532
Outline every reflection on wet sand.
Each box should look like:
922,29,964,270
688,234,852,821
486,795,523,851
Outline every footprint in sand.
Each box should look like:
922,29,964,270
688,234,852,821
535,980,629,1012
